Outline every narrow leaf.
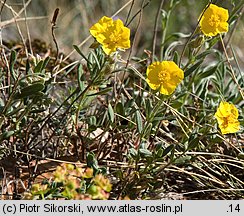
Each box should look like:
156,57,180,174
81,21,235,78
185,60,203,77
108,103,114,123
136,110,143,134
73,45,91,65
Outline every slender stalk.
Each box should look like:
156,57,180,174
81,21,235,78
160,0,173,61
179,2,211,66
219,35,244,100
152,0,165,61
125,0,135,26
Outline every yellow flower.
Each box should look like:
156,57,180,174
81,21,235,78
90,16,130,55
214,101,240,134
199,4,229,36
146,61,184,95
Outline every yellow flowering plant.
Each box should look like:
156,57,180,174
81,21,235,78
199,4,229,37
214,101,240,135
90,16,130,55
1,0,243,201
146,61,184,95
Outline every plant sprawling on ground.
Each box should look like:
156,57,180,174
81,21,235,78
0,0,243,200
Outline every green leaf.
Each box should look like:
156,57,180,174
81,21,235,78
187,133,199,150
30,108,46,113
135,110,143,134
91,50,101,70
88,116,97,126
208,37,219,48
34,60,44,73
10,50,17,67
196,49,219,60
10,50,17,80
14,83,45,99
170,147,175,160
115,102,124,115
25,59,31,74
197,65,218,79
42,57,50,70
155,142,163,151
173,51,179,65
156,148,163,157
19,80,28,88
145,99,153,120
77,64,85,91
142,122,152,138
139,149,152,157
0,131,15,140
30,92,45,99
199,80,209,99
195,79,208,96
22,83,45,93
73,45,91,65
86,152,99,172
164,41,182,59
238,153,244,160
87,87,112,96
189,35,204,49
174,156,192,165
162,145,174,157
128,148,138,158
171,100,183,109
171,32,191,38
185,60,203,77
128,67,146,81
108,103,114,123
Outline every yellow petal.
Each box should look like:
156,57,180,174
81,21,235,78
212,4,229,22
170,70,184,85
146,61,184,95
90,16,113,37
220,120,240,134
218,22,228,33
215,101,240,135
159,83,175,95
89,16,130,55
114,19,124,27
147,81,160,90
146,62,160,76
200,19,219,36
199,4,229,37
102,45,115,55
146,63,162,85
119,28,131,49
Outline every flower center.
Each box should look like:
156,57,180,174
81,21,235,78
109,34,116,42
158,70,170,82
222,116,230,128
208,14,220,27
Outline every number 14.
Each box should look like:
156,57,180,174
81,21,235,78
229,204,240,212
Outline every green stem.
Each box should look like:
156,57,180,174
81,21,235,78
160,6,172,61
16,101,34,124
